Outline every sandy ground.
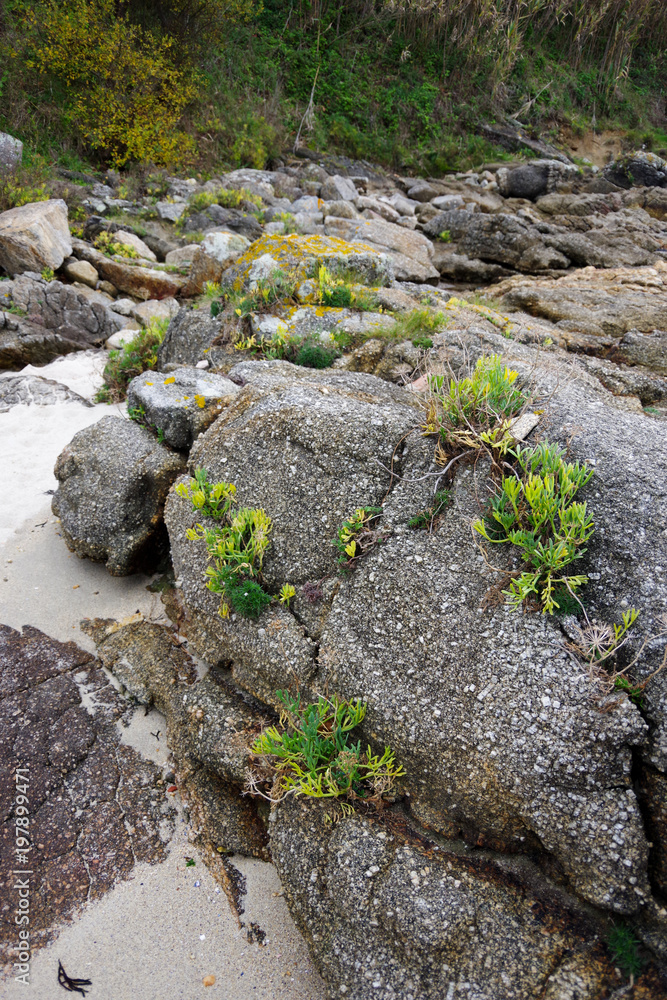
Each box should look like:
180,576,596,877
0,352,325,999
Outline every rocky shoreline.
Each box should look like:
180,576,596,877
1,146,667,998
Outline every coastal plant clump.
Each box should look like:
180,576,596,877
94,231,139,259
313,264,379,312
212,270,299,319
177,467,283,619
248,690,404,803
408,489,451,531
473,441,594,614
334,506,385,573
95,317,168,403
424,354,527,456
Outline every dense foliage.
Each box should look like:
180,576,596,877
1,0,666,171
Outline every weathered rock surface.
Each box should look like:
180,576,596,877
157,308,226,369
424,210,569,271
0,625,174,965
493,263,667,337
85,618,270,859
0,199,72,276
0,373,90,412
4,272,125,344
71,239,184,300
271,797,636,1000
164,351,666,926
324,216,438,282
496,159,579,200
0,131,22,170
181,206,263,241
52,415,186,575
222,232,395,291
320,174,358,202
605,150,667,190
126,366,240,450
182,231,251,295
0,310,90,368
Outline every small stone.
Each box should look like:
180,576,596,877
63,258,99,289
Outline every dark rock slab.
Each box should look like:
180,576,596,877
0,625,174,965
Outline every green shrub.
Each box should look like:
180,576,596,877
96,317,168,402
294,339,339,369
217,270,299,320
250,690,404,801
314,264,379,312
176,468,274,619
424,354,526,452
24,0,199,167
474,441,594,614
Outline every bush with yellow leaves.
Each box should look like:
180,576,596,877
24,0,198,167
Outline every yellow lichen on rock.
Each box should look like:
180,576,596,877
222,232,395,292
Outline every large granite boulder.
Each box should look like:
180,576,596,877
496,159,579,200
604,150,667,190
52,416,186,575
222,232,395,292
5,272,125,344
423,211,569,272
271,797,637,1000
156,308,225,369
0,199,72,276
163,346,667,938
324,217,439,282
126,366,240,450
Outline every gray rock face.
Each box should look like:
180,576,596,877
0,310,89,369
6,273,124,344
324,216,439,282
493,264,667,337
52,415,186,575
496,160,579,200
87,618,271,859
0,132,23,170
0,199,72,276
424,211,569,271
271,798,623,1000
431,247,513,282
612,328,667,375
605,150,667,189
320,174,358,202
0,373,90,412
126,367,240,450
164,353,666,922
156,308,225,369
181,206,263,240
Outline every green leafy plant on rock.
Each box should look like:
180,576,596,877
248,690,404,803
424,354,527,455
408,489,451,531
96,317,168,403
334,506,385,573
314,264,379,311
176,468,274,619
607,922,644,983
94,230,139,259
473,441,594,614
